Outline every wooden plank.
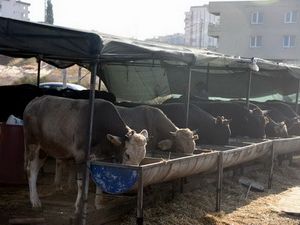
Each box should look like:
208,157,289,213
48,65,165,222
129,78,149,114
277,187,300,216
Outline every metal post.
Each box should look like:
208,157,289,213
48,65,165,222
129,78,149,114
216,151,224,212
77,62,97,225
136,168,144,225
98,72,104,91
268,144,275,189
77,67,82,85
62,69,67,88
206,63,210,95
36,58,41,86
185,67,192,127
295,80,300,113
246,70,252,109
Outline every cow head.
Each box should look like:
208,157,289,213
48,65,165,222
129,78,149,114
246,108,268,138
157,128,198,155
285,117,300,136
265,115,288,138
107,129,148,165
213,116,231,144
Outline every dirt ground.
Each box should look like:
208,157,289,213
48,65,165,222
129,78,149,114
119,158,300,225
0,158,299,225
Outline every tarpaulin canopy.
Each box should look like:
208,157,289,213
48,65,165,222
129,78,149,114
0,17,102,68
1,17,300,100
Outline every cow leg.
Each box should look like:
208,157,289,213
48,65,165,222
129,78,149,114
94,186,103,210
54,159,64,191
26,144,47,208
67,160,76,190
74,163,84,214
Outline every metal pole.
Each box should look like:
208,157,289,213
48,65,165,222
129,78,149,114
246,70,253,109
295,80,300,113
98,72,104,91
216,151,224,212
185,67,192,127
136,168,144,225
62,69,67,88
77,67,82,85
268,144,275,189
36,58,41,87
78,62,97,225
206,63,210,95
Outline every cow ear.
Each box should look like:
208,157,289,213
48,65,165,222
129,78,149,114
223,119,231,126
280,121,286,126
107,134,123,146
264,116,269,125
140,129,148,139
193,134,199,140
170,131,177,137
158,139,173,150
249,109,253,114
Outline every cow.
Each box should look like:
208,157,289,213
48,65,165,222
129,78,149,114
231,101,288,138
264,100,299,118
253,101,300,136
156,103,231,145
60,89,116,103
0,84,42,122
23,96,148,213
193,101,268,139
116,105,198,154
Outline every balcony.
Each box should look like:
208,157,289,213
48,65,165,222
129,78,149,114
208,23,221,38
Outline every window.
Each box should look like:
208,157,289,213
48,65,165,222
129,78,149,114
283,35,296,48
251,12,263,24
250,35,262,48
285,11,298,23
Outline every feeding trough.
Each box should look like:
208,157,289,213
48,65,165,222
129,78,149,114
90,162,139,194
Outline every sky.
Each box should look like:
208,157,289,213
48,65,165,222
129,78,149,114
27,0,246,40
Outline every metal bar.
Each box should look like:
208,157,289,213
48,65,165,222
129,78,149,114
268,144,274,189
185,67,192,127
216,151,224,212
136,168,144,225
78,62,98,225
36,58,41,86
206,63,210,95
246,70,253,109
295,80,300,113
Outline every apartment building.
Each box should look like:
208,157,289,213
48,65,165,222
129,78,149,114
208,0,300,64
184,5,219,49
0,0,30,21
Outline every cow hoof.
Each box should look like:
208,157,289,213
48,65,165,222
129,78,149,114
31,199,42,208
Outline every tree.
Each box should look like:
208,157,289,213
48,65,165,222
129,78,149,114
45,0,54,24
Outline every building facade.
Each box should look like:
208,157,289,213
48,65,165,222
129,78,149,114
184,5,219,49
145,33,185,46
208,0,300,64
0,0,30,21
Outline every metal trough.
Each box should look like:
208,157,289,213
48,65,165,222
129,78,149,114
273,136,300,155
90,139,273,193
